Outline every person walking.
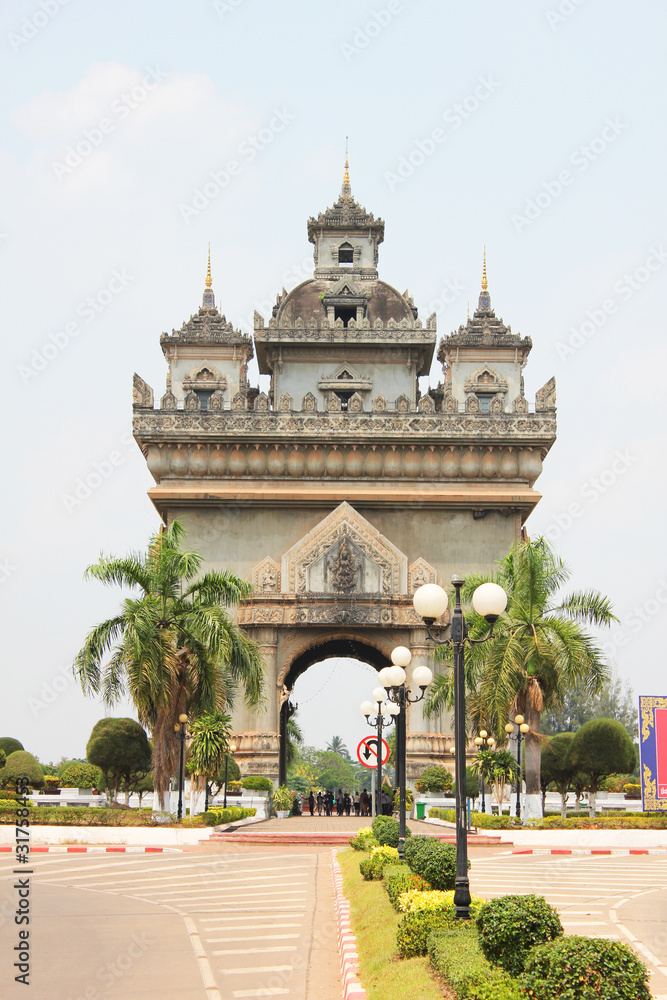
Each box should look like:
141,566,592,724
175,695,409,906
344,792,351,816
316,791,323,816
308,790,315,816
353,791,360,816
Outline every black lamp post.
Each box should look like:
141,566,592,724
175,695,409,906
377,648,433,857
222,742,237,809
173,713,190,821
505,716,530,819
413,577,507,921
473,729,496,813
360,688,398,817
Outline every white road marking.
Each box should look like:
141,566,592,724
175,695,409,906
220,966,293,975
212,946,298,955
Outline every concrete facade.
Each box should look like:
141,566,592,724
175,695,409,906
132,165,557,783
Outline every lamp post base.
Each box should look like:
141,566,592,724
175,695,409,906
453,876,471,921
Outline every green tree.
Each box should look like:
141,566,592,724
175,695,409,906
326,735,350,759
1,751,44,789
126,770,154,806
86,718,152,802
425,538,615,816
566,718,636,817
73,520,264,809
540,732,578,819
286,714,304,767
315,749,356,791
187,711,232,807
541,672,638,741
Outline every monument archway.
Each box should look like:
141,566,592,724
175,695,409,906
132,163,557,787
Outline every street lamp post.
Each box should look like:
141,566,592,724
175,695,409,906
360,688,398,818
223,742,238,809
173,713,190,821
505,716,530,818
378,649,433,857
413,577,507,920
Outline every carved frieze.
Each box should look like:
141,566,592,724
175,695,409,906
408,558,437,593
237,596,426,627
133,373,154,409
253,556,281,593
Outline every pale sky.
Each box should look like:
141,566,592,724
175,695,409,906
2,1,666,763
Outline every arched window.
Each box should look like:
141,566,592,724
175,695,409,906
338,242,354,265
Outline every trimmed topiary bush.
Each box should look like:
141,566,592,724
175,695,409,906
428,925,524,1000
476,894,563,975
2,751,45,790
59,762,102,789
371,814,411,847
0,738,24,758
520,936,651,999
202,806,256,826
403,835,462,890
415,765,454,793
383,864,430,909
349,827,378,851
359,844,400,880
240,775,273,792
397,908,456,958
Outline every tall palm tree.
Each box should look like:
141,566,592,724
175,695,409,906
424,538,616,815
326,735,350,759
73,520,263,809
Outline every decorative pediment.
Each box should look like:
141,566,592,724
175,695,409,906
253,556,280,593
318,361,372,392
182,362,227,392
535,376,556,412
281,501,408,596
463,366,508,396
408,558,438,594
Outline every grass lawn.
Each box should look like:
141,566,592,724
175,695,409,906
338,848,453,1000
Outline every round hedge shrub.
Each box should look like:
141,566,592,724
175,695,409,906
0,738,24,758
59,762,102,789
396,908,456,957
2,751,45,790
476,894,563,975
414,765,454,793
403,835,462,890
520,935,651,999
240,775,273,792
371,814,413,847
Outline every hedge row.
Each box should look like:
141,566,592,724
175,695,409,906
0,805,252,827
203,806,256,826
428,924,522,1000
428,807,667,830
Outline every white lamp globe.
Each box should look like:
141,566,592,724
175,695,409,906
412,665,433,688
471,582,507,621
514,714,525,725
377,667,394,688
386,702,401,716
391,646,412,667
520,723,530,734
387,665,406,687
360,700,375,717
372,686,386,704
413,583,448,621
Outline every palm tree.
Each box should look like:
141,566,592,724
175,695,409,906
187,710,233,811
286,714,304,767
424,538,616,816
326,735,350,758
73,520,263,809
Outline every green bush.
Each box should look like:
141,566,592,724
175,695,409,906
240,775,273,792
428,925,524,1000
59,762,102,789
403,835,463,890
349,828,378,851
383,864,430,909
520,936,651,999
359,845,400,880
415,765,454,793
1,751,45,789
0,790,21,801
393,787,414,810
371,814,411,847
476,894,563,975
0,738,24,757
202,806,256,826
623,783,641,799
397,908,456,957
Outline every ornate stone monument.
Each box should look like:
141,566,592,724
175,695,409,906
132,162,557,783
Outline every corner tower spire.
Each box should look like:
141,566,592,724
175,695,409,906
203,243,215,309
478,246,491,312
341,138,351,198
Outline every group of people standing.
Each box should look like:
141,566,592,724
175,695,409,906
305,788,383,816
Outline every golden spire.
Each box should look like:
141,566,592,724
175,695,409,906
481,246,488,291
205,242,212,289
341,136,351,196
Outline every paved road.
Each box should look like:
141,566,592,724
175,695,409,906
0,851,339,1000
471,851,667,997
